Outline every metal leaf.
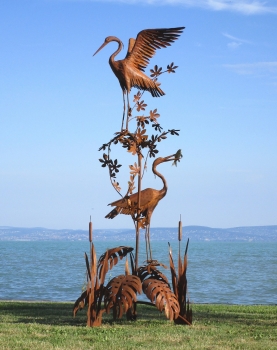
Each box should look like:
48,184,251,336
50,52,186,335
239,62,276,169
84,252,91,280
137,262,169,284
97,246,134,282
73,290,88,317
142,278,180,321
168,243,178,297
104,275,142,319
150,65,163,77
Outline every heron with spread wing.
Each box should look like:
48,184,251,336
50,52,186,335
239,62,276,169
93,27,185,130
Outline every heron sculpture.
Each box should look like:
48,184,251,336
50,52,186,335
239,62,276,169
105,151,182,260
93,27,185,130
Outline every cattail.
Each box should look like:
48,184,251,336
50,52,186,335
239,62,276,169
89,217,93,243
178,215,182,241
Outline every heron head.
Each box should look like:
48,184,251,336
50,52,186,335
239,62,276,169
153,150,183,167
104,36,117,43
93,36,123,56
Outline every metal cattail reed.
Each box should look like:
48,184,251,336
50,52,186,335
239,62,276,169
89,216,93,243
178,215,182,272
178,215,182,242
89,216,93,293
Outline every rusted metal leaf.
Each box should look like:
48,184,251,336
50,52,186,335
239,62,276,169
104,275,142,320
168,243,178,297
97,246,134,283
73,290,88,317
137,262,168,284
142,278,180,321
125,258,130,276
84,252,91,281
167,62,178,73
150,65,163,77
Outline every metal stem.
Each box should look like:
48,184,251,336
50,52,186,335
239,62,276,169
121,91,125,131
135,153,142,271
145,229,149,261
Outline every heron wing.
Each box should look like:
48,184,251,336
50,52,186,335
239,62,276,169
108,188,159,209
125,27,185,72
126,38,136,56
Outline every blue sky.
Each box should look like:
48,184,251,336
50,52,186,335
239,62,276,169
1,0,276,230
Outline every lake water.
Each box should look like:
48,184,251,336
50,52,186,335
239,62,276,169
0,240,276,305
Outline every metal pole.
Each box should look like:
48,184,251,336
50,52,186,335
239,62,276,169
135,153,142,271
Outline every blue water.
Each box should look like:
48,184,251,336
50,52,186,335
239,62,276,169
0,240,276,304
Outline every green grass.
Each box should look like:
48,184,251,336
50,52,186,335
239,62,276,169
0,301,276,349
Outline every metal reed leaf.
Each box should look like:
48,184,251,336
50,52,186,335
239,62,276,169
84,252,91,281
168,243,178,296
125,258,130,276
178,254,183,278
129,252,136,275
185,237,189,256
73,290,88,317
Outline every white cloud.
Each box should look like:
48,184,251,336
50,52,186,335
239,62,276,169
82,0,277,15
203,0,277,14
223,61,277,75
223,32,251,50
223,33,251,44
227,42,242,49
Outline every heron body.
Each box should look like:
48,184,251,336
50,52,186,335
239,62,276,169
107,38,165,98
93,27,185,129
105,186,166,223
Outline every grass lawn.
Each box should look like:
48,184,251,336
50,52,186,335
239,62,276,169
0,301,276,349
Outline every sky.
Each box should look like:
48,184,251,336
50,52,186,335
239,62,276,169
0,0,276,230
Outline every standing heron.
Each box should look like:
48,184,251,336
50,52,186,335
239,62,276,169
93,27,185,130
105,151,182,260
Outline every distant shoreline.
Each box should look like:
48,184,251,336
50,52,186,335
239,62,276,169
1,225,277,242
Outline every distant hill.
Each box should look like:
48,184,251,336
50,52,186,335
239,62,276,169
0,225,276,242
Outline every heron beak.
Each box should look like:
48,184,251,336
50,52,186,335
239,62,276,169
93,41,108,56
163,154,177,162
163,149,182,163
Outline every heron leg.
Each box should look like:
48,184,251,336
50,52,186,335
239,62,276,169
126,92,130,130
121,90,125,131
145,229,149,261
147,225,153,261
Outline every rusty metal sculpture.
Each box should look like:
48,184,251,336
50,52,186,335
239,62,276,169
105,152,182,261
74,26,192,327
93,27,185,130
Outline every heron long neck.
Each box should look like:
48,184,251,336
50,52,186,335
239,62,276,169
153,163,168,196
108,37,123,67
